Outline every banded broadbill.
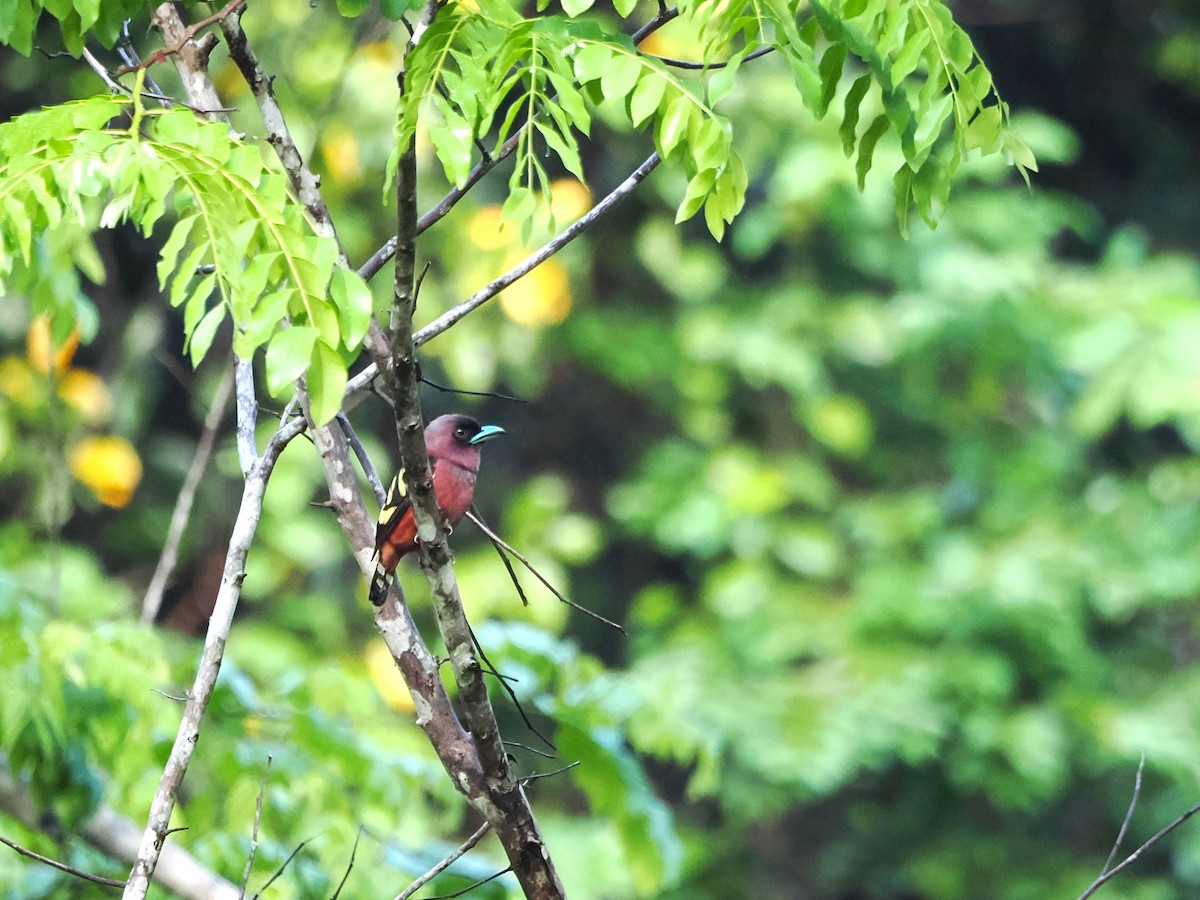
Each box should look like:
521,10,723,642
369,414,505,605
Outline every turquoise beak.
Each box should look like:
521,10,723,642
470,424,506,445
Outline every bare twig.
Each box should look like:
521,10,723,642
239,756,273,898
423,867,513,900
338,412,386,506
1101,752,1145,877
413,152,660,347
420,377,526,403
0,766,238,900
0,835,125,889
116,0,247,77
466,509,625,634
251,838,309,899
330,826,364,900
504,741,558,761
394,822,493,900
124,426,297,900
142,365,234,622
521,761,580,784
650,44,774,69
1078,786,1200,899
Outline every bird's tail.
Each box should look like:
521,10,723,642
369,558,392,606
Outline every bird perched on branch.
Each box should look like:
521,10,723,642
369,413,506,605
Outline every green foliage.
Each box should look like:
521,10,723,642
0,0,150,56
0,93,371,425
393,0,1023,239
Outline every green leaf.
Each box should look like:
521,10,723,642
573,44,612,84
265,326,319,398
307,340,348,427
817,41,848,118
561,0,596,16
330,268,373,352
502,186,537,222
657,94,692,159
336,0,371,16
855,114,890,189
380,0,414,18
676,169,715,223
600,54,642,102
630,74,666,129
188,303,226,367
840,73,873,157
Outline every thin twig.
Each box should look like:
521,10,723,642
0,835,125,888
521,760,580,784
142,365,234,623
504,740,558,761
466,510,625,634
489,537,529,607
1078,800,1200,899
235,357,259,475
338,412,386,505
329,826,363,900
420,378,526,403
650,44,774,70
422,867,513,900
251,838,309,899
413,153,660,348
393,822,493,900
471,625,557,752
239,756,273,899
1101,753,1144,877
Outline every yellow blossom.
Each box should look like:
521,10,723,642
57,369,112,424
550,178,592,222
365,640,416,713
467,205,515,251
499,254,572,327
320,123,363,187
27,316,78,373
68,436,143,508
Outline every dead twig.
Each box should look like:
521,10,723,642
466,509,625,634
239,756,273,898
393,822,493,900
0,835,125,888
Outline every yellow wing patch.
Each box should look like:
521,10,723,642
374,470,411,550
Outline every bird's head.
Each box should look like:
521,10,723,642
425,414,505,469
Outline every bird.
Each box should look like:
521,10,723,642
369,413,506,605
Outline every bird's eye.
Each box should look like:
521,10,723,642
455,428,467,438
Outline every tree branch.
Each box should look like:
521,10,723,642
122,427,295,900
385,15,564,896
219,7,344,257
142,363,234,623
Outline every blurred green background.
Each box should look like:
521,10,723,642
4,1,1200,897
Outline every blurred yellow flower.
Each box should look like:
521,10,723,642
499,254,572,327
68,435,143,508
320,123,363,186
0,356,37,405
550,178,592,222
27,316,78,373
58,369,112,423
467,205,514,251
365,640,416,713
